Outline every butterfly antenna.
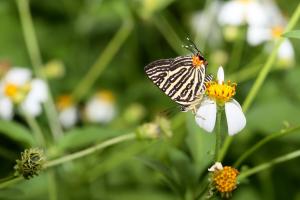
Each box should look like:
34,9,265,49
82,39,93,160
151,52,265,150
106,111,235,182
186,37,205,57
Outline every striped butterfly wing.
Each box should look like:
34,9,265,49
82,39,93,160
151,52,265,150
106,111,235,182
145,55,208,109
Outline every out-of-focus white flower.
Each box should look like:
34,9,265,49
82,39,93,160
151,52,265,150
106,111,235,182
191,0,222,47
246,1,294,64
56,95,78,129
218,0,267,27
84,90,116,124
195,67,246,135
0,67,48,119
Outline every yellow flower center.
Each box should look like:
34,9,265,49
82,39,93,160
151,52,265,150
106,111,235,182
96,90,115,103
239,0,250,5
271,26,283,39
5,83,18,97
206,81,236,104
213,166,239,194
57,95,73,110
4,83,31,103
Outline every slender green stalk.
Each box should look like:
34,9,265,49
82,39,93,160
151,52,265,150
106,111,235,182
47,170,57,200
23,113,46,146
45,133,136,168
16,0,63,140
218,3,300,161
71,21,133,102
234,125,300,167
0,176,22,189
238,150,300,181
153,15,184,55
215,109,222,161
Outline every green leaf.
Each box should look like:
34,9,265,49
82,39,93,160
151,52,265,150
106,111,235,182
0,120,35,146
283,30,300,39
86,141,150,179
185,113,215,176
56,126,124,152
247,77,300,140
138,156,183,195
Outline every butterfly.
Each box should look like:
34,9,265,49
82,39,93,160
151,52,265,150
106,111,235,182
144,38,212,114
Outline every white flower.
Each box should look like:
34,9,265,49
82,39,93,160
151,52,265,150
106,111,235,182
191,0,222,47
84,90,116,124
195,66,246,135
0,67,48,119
246,1,294,63
218,0,267,27
56,95,78,129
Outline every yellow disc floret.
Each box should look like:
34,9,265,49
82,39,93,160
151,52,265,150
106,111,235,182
97,90,115,103
4,82,31,103
57,95,73,111
239,0,250,4
5,83,18,97
206,80,237,105
271,26,284,39
213,166,239,196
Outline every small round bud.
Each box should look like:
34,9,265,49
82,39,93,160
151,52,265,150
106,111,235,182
136,117,172,139
14,148,46,179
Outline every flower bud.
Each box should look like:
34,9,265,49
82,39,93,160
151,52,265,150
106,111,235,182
14,148,46,179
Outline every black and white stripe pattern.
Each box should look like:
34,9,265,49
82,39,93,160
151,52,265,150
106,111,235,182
145,55,212,111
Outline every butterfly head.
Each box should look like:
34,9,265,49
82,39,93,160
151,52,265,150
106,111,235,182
183,37,208,68
192,54,208,68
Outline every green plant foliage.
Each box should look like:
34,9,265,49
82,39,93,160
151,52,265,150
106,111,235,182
283,30,300,39
1,0,300,199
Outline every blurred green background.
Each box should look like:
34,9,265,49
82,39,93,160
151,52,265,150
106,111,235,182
0,0,300,199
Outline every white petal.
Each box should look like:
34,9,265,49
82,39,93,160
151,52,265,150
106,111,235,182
0,97,13,119
218,1,245,26
4,67,31,85
195,98,217,132
59,107,78,129
85,98,116,123
262,0,286,27
28,79,48,103
247,26,272,46
20,98,42,117
217,66,224,84
208,162,223,172
225,99,246,135
277,39,294,60
246,2,268,26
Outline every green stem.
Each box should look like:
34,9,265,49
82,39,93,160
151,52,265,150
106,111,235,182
153,15,184,55
238,150,300,181
71,21,133,102
47,170,57,200
215,109,222,161
45,133,136,168
23,113,46,146
218,3,300,161
0,176,22,189
16,0,64,140
234,125,300,167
